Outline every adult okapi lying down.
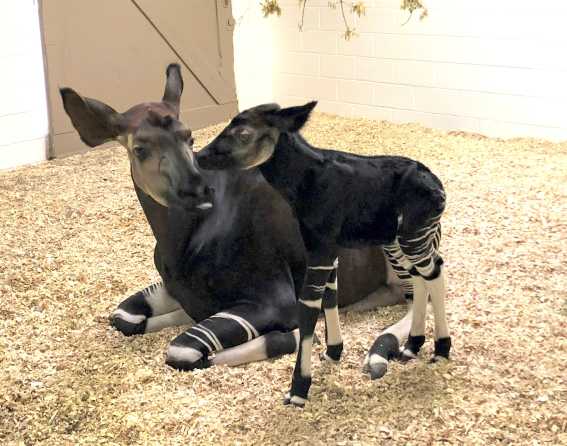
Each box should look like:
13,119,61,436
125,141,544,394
59,64,408,372
198,101,451,406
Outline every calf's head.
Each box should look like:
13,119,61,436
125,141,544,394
60,63,213,211
197,101,317,170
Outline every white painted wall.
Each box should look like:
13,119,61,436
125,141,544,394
2,0,565,171
0,0,48,170
269,0,567,140
232,0,274,111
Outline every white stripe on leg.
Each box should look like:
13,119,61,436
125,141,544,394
192,326,223,351
143,283,182,315
425,268,450,340
166,345,203,363
324,305,342,346
211,312,259,340
382,302,413,342
300,336,314,377
211,335,268,366
211,329,300,367
111,308,146,324
410,278,427,337
145,309,195,332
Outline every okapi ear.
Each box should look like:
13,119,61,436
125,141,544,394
162,63,184,117
59,87,126,147
266,101,317,132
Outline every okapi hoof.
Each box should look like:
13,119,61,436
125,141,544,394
284,376,311,407
109,310,147,336
398,349,418,363
430,337,451,363
319,352,340,364
399,334,425,363
369,363,388,380
165,345,210,371
320,343,343,363
283,392,307,408
362,354,388,380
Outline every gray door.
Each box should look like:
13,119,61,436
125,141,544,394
41,0,238,157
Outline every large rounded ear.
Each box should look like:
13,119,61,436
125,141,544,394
265,101,317,132
59,88,126,147
162,63,184,117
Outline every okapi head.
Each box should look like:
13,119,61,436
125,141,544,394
197,101,318,170
60,63,214,211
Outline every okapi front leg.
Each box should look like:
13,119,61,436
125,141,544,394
165,305,278,371
320,262,343,363
211,329,299,367
110,282,194,336
284,257,335,407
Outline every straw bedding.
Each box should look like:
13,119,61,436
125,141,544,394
1,114,565,445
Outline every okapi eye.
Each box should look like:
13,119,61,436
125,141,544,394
175,129,192,143
133,146,148,159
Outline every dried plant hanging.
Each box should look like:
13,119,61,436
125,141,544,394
260,0,282,17
261,0,428,39
401,0,428,24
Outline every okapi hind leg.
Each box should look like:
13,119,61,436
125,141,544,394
110,282,194,336
425,262,451,362
383,241,427,362
399,219,451,362
363,247,416,379
320,262,344,363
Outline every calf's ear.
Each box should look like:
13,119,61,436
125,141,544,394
59,87,126,147
266,101,317,132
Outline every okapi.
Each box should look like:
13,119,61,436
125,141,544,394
59,65,407,372
197,101,451,406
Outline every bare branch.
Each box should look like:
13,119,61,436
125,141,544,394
339,0,356,40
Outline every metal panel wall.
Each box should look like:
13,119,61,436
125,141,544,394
41,0,238,158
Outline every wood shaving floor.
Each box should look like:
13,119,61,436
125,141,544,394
1,114,565,445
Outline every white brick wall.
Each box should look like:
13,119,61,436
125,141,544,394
270,0,567,140
0,0,48,170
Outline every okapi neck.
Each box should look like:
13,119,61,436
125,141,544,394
260,132,324,205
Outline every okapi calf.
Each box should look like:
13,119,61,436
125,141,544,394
59,65,400,372
197,102,451,406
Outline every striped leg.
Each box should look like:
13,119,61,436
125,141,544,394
284,258,335,407
382,241,427,361
165,305,285,371
110,282,195,336
400,219,451,362
363,300,413,379
363,247,415,378
401,276,428,361
426,265,451,361
321,261,343,363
